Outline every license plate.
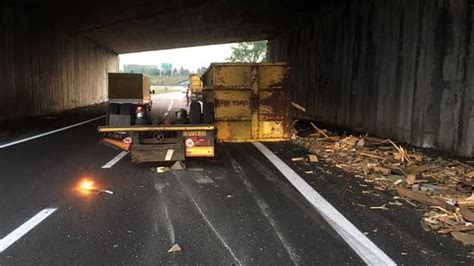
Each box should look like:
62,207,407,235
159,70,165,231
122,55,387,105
183,130,207,137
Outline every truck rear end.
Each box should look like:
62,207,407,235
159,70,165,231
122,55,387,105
99,124,215,163
99,62,291,163
107,73,152,126
101,72,215,163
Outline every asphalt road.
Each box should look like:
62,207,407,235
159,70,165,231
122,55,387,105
0,92,470,265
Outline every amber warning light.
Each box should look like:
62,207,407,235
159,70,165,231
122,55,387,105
78,178,114,195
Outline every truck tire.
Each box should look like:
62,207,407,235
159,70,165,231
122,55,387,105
202,102,214,124
120,103,133,115
189,101,201,124
108,103,120,114
106,103,120,125
135,118,149,125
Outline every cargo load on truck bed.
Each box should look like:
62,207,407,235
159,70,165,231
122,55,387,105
106,73,152,126
108,73,151,104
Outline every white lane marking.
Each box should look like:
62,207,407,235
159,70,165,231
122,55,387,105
172,172,242,265
102,151,128,168
0,116,105,149
252,142,396,266
0,208,57,253
167,99,174,112
228,153,299,263
165,149,174,161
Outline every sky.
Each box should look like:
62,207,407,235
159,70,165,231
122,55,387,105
119,43,236,72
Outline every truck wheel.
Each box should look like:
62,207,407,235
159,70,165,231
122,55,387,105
108,103,120,114
120,103,133,115
106,103,120,125
135,118,149,125
202,102,214,124
189,101,202,124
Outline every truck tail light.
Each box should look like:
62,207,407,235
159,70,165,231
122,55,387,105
136,105,145,118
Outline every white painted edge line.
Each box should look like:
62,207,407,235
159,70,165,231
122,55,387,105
0,208,57,253
0,116,105,149
252,142,396,266
102,151,129,168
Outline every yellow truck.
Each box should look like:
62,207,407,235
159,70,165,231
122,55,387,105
186,73,203,105
98,62,292,163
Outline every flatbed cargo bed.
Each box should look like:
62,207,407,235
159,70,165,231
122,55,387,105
98,124,215,133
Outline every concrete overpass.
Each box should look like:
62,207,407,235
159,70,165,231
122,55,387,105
1,0,473,156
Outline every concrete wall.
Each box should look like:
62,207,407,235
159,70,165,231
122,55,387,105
0,4,118,122
268,0,474,157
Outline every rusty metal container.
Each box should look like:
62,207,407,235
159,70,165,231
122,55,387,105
202,63,292,142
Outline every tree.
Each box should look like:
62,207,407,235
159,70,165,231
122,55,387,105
123,64,160,75
179,66,190,76
196,66,207,74
226,41,267,63
172,68,179,76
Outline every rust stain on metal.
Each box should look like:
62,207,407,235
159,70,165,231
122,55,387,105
214,99,249,107
202,62,292,142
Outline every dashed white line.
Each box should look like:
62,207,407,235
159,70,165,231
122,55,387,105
0,116,105,149
252,142,396,266
101,151,129,168
0,208,57,253
167,99,174,112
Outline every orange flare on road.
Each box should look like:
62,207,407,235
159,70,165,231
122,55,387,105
79,179,96,194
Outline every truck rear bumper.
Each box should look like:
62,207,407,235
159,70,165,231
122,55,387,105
131,143,185,163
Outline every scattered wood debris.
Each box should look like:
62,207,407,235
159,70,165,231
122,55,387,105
291,102,307,112
293,122,474,245
370,204,389,210
308,154,319,162
168,243,182,253
291,157,304,162
156,166,170,173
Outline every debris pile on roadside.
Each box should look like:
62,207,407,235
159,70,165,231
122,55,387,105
292,120,474,245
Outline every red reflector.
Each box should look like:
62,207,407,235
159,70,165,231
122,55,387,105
185,138,195,147
185,137,211,147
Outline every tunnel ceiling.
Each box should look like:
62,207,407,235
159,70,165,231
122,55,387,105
11,0,334,53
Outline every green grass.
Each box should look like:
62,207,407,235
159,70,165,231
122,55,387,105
151,86,185,95
150,75,188,86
